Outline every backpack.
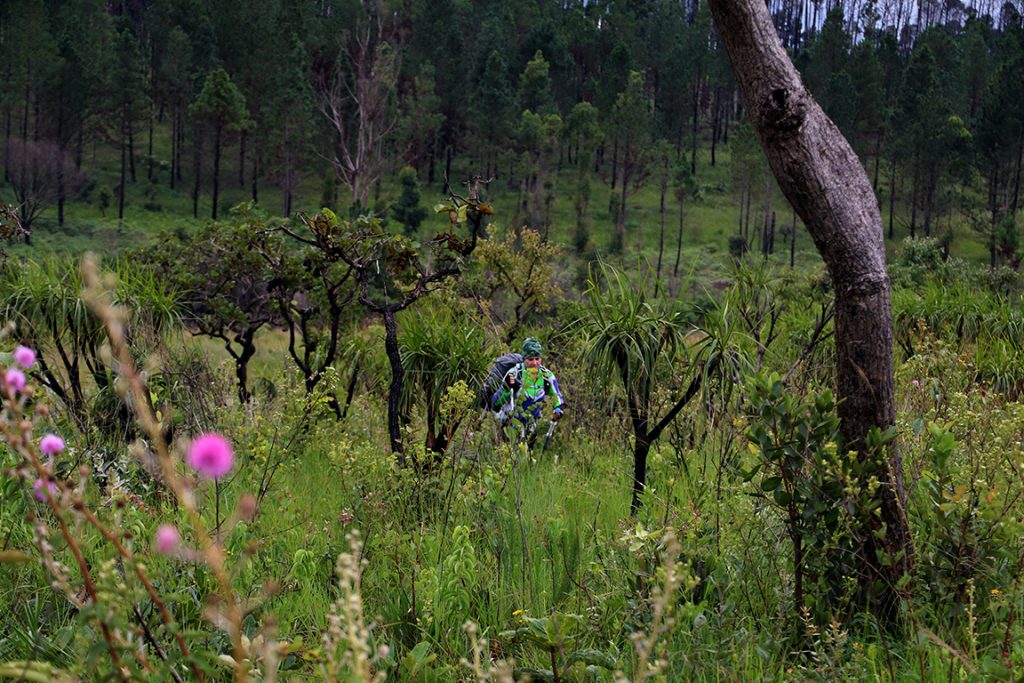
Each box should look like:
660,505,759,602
479,352,522,408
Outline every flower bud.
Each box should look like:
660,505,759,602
154,525,181,555
238,493,258,520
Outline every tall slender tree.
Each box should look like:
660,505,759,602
189,68,252,220
108,22,150,221
609,71,653,253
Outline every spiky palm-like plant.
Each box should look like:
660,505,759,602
399,304,492,456
1,256,181,433
576,264,719,514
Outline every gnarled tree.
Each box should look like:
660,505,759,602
707,0,913,623
283,178,490,460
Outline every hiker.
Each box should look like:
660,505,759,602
490,338,565,431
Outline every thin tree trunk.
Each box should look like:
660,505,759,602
630,437,651,516
118,114,127,220
211,124,221,220
657,166,667,285
610,139,618,190
923,173,935,237
383,309,405,461
872,131,882,191
674,199,685,276
147,113,154,180
239,130,246,189
710,90,720,166
231,332,256,404
192,126,201,218
614,158,629,252
176,106,184,182
170,109,177,190
3,104,10,182
888,160,897,240
128,117,136,182
690,77,700,174
1012,131,1023,215
252,150,259,204
909,165,918,238
744,181,753,238
709,0,913,625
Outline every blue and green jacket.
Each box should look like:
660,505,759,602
491,363,565,422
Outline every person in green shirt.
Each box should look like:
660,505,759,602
491,337,565,431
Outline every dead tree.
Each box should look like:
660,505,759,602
316,18,400,212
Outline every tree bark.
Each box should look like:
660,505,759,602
192,126,202,218
674,199,685,277
657,166,667,284
708,0,913,624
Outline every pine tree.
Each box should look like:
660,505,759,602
610,71,653,253
391,166,428,236
189,68,252,219
517,50,555,115
108,21,150,221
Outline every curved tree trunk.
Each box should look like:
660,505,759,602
708,0,913,624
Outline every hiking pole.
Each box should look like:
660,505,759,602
540,419,558,453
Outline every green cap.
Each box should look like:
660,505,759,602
522,337,542,359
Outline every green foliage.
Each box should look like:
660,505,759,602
9,3,1024,680
142,205,281,402
399,304,491,453
468,226,563,342
391,166,429,236
0,255,180,432
745,373,862,624
189,68,253,134
518,50,555,115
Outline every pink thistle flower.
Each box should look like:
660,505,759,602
154,525,182,555
33,478,58,501
4,368,26,395
40,434,65,457
912,379,921,388
13,345,36,369
187,433,235,479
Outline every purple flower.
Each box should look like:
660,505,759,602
4,368,26,395
33,478,58,502
912,379,921,388
13,346,36,369
187,433,235,480
154,525,182,555
40,434,65,457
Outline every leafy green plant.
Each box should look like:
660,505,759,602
744,372,864,627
